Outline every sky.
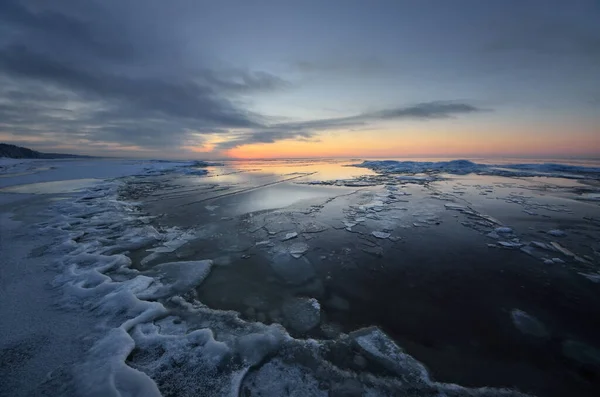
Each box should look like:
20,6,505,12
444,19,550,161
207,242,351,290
0,0,599,159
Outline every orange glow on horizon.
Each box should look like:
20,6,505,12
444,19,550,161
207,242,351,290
225,127,600,159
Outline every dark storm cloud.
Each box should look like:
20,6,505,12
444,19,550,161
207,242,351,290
216,101,484,150
0,0,287,150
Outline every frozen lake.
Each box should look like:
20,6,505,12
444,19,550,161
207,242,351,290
1,157,600,397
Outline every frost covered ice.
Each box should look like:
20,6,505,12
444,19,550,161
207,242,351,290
371,231,391,239
282,297,321,333
1,158,554,397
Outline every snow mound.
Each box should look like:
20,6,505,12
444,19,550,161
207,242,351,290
139,260,213,299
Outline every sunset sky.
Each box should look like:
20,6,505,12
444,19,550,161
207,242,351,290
0,0,598,159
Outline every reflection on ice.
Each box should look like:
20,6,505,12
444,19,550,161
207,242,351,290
0,178,100,194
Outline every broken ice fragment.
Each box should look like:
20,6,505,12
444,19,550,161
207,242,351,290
349,327,430,382
495,227,513,234
549,242,574,257
281,232,298,241
371,231,390,239
498,241,523,248
531,241,553,250
547,229,566,237
205,205,219,211
444,203,468,210
579,273,600,283
281,297,321,333
289,242,309,259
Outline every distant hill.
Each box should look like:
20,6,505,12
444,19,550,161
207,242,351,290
0,143,91,159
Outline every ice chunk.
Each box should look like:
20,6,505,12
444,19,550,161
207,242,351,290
510,309,548,338
289,242,309,259
281,232,298,241
549,242,574,257
486,232,500,239
270,252,315,284
205,205,219,211
531,241,553,251
551,257,565,264
371,231,390,239
236,325,285,365
350,327,430,383
498,241,523,248
282,297,321,333
547,229,566,237
495,227,513,234
579,272,600,283
241,359,327,397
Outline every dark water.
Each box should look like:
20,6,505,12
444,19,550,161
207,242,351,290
126,159,600,397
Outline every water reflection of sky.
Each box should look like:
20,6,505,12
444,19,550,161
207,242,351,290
190,159,377,184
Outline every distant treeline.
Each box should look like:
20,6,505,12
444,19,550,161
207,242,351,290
0,143,90,159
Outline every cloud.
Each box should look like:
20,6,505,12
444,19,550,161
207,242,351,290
0,1,487,156
292,58,386,75
0,0,288,153
216,101,485,150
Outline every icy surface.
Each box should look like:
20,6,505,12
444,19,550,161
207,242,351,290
140,260,213,299
350,326,430,383
355,159,600,179
371,231,391,239
281,232,298,241
288,242,309,258
547,229,567,237
3,157,585,397
282,297,321,333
